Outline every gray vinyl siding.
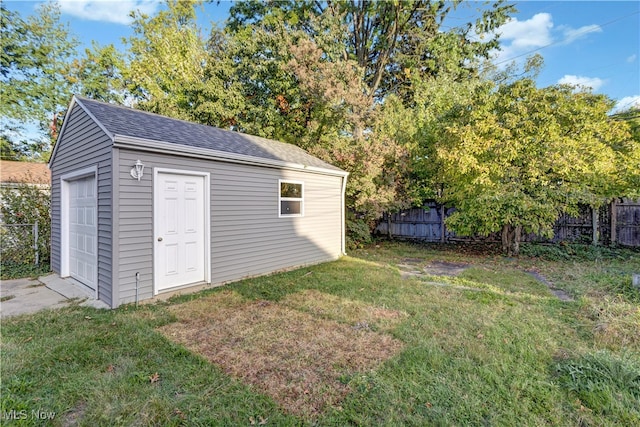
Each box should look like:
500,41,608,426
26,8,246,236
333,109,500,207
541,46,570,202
50,104,113,307
116,149,343,306
113,149,153,304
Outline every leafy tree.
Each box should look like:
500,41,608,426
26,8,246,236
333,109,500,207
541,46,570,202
431,79,636,255
609,107,640,200
0,130,51,162
189,28,246,128
126,0,244,128
0,2,127,158
126,0,207,119
229,0,514,104
225,0,515,229
0,134,21,161
0,122,44,161
612,107,640,144
72,42,126,104
1,2,79,146
226,0,515,138
285,28,408,218
406,55,545,204
223,6,308,140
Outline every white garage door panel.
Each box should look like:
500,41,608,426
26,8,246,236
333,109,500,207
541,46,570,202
69,176,97,290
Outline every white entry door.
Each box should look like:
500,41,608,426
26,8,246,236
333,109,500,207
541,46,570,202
154,171,208,292
69,175,97,290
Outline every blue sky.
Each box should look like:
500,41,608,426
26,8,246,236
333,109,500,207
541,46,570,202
6,0,640,112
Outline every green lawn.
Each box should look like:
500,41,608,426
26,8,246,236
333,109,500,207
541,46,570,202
1,242,639,426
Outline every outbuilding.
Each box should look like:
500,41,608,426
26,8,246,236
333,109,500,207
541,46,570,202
49,96,348,308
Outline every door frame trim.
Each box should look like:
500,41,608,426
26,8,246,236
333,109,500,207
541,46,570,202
60,166,98,299
153,168,211,295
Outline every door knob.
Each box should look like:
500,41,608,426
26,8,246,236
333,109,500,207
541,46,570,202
157,237,163,241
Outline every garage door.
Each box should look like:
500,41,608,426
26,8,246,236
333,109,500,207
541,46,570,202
69,175,97,290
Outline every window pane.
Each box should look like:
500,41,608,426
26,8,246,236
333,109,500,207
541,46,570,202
281,182,302,198
281,200,301,215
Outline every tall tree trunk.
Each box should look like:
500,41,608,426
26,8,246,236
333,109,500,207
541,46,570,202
513,225,522,256
501,224,522,256
501,224,512,256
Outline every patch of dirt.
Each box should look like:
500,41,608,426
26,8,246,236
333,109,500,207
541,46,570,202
158,290,404,417
527,271,574,302
59,401,87,426
423,261,469,276
397,259,469,279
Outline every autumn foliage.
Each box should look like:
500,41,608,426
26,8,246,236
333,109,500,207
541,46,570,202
4,1,639,252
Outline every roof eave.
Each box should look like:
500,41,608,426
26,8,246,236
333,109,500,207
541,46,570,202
112,134,349,178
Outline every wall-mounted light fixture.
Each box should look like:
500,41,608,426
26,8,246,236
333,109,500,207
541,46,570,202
130,159,145,181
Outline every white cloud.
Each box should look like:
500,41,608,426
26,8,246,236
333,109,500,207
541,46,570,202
557,75,605,91
494,13,553,64
559,24,602,45
59,0,160,25
498,13,554,48
493,13,552,63
492,13,602,65
612,95,640,113
627,54,637,63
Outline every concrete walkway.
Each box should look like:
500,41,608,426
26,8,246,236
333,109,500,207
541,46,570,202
0,274,109,318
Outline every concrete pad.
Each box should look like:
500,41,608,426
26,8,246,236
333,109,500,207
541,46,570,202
1,283,69,317
40,274,93,300
0,278,42,296
146,282,214,303
1,274,109,318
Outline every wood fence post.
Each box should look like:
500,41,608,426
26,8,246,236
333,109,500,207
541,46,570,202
440,205,445,243
592,205,599,246
34,221,39,265
387,212,392,240
610,199,617,245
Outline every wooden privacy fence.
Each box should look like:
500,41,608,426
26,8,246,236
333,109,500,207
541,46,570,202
375,200,640,247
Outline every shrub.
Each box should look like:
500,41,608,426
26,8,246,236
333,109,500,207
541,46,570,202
0,182,51,264
346,216,373,250
520,242,638,262
0,262,51,280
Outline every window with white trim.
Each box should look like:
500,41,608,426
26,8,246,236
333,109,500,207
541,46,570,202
279,180,304,217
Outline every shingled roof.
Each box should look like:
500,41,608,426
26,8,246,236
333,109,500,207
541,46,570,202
57,96,345,175
0,160,50,185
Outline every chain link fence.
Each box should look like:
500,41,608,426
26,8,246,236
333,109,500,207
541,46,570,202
1,180,51,268
0,222,41,265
